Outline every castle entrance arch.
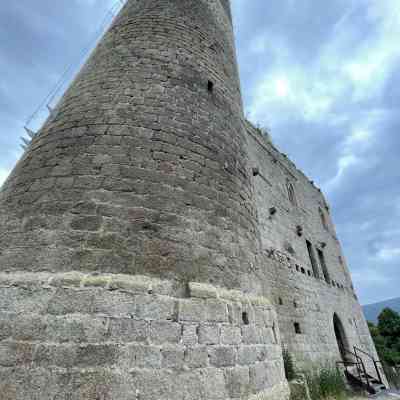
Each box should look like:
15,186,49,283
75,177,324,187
333,313,350,361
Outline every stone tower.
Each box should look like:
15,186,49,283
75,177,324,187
0,0,262,292
0,1,289,399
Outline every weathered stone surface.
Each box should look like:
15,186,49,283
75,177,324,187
225,366,250,397
0,0,381,397
0,0,261,297
161,345,185,369
0,272,288,399
208,346,236,367
246,121,382,372
135,294,175,320
182,324,199,346
199,324,220,345
178,299,207,322
185,346,209,368
150,320,181,344
123,344,162,369
250,362,270,392
220,325,242,345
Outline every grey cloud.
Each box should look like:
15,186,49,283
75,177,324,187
233,0,400,304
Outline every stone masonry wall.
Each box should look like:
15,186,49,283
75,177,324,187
246,123,381,375
0,0,263,295
0,0,383,396
0,272,289,400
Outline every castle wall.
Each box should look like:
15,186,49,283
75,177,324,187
0,0,384,397
0,0,262,294
246,123,380,371
0,2,292,398
0,271,289,400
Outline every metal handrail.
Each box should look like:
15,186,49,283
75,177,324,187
337,347,372,391
343,349,363,379
336,361,362,383
354,346,384,386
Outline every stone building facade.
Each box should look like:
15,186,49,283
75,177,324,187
246,123,380,371
0,0,381,399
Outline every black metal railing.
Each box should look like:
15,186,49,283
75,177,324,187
354,346,385,387
336,348,373,392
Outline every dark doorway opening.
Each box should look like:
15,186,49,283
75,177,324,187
333,313,350,362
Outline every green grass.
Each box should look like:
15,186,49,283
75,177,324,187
304,365,348,400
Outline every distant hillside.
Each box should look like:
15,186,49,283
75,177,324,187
363,297,400,324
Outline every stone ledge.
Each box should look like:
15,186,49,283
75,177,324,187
189,281,272,307
0,272,272,307
0,272,174,296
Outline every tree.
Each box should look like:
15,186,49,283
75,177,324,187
378,308,400,339
369,308,400,366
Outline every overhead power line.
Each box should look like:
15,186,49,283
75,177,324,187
22,0,127,150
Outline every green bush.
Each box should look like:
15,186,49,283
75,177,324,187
368,308,400,367
283,347,296,381
304,365,348,400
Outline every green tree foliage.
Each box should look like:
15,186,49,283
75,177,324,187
368,308,400,367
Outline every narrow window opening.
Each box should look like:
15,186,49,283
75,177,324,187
242,312,250,325
319,207,328,230
208,80,214,92
293,301,298,308
272,322,278,343
294,322,302,334
301,267,305,274
287,180,297,206
278,297,283,305
306,240,319,278
307,270,312,277
317,248,330,284
252,167,260,177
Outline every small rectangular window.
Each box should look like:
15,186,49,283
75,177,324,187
317,248,330,284
294,322,302,334
306,240,319,278
242,312,250,325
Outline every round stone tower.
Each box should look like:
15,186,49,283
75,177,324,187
0,0,262,294
0,0,291,399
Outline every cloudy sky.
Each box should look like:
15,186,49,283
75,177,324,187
0,0,399,305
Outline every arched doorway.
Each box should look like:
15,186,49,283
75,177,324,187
333,313,350,361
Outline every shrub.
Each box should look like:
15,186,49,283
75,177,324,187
368,309,400,367
304,364,348,400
